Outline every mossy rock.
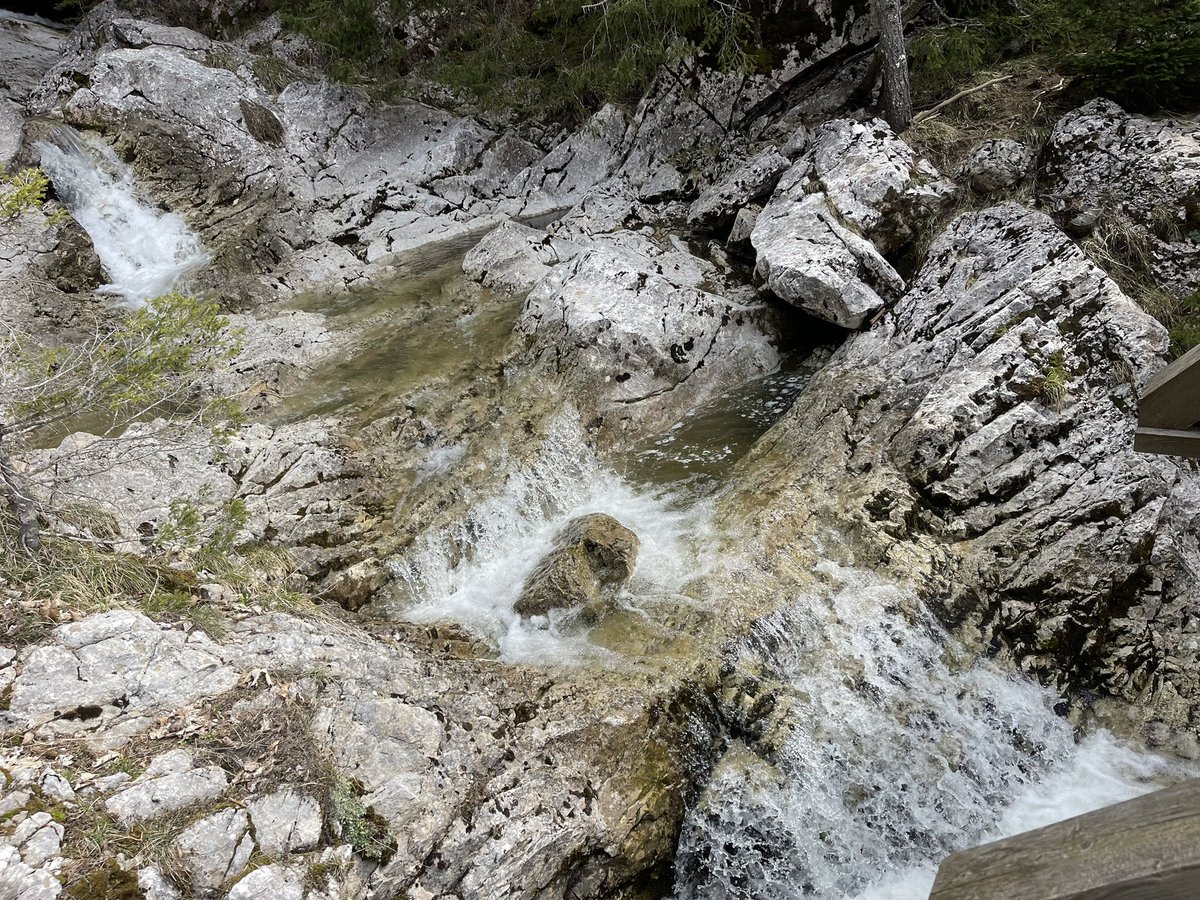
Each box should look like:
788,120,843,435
514,513,639,620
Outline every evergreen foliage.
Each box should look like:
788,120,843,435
274,0,753,120
915,0,1200,111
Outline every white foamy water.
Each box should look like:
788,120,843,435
388,416,718,665
674,563,1184,900
37,127,209,306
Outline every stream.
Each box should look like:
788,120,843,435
42,127,1191,899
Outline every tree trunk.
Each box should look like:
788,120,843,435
874,0,913,132
0,448,42,555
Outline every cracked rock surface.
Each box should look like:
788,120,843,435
729,203,1200,751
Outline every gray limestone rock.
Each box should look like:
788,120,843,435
688,149,790,231
227,863,306,900
515,187,783,442
752,190,904,328
7,613,238,747
8,812,63,873
0,844,61,900
462,219,580,294
1041,98,1200,298
751,118,954,328
105,749,229,824
732,202,1200,746
174,808,254,893
958,138,1035,193
246,788,323,856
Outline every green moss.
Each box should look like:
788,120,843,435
64,861,143,900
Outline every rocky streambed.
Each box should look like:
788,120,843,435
1,3,1199,899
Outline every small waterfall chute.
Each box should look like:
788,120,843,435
36,126,209,306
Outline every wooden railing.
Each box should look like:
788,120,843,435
929,779,1200,899
1136,344,1200,459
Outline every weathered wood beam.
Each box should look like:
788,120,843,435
929,780,1200,900
1140,343,1200,430
1134,427,1200,460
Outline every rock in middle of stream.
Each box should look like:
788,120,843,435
515,513,639,621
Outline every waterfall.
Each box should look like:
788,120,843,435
672,563,1183,899
386,414,718,665
37,127,209,306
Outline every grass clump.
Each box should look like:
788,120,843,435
1035,350,1070,409
1166,291,1200,357
251,56,308,95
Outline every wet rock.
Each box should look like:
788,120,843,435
515,513,639,619
732,202,1200,744
688,148,790,231
246,787,322,856
325,560,389,612
217,309,339,400
1041,98,1200,298
752,118,954,328
958,138,1035,193
462,219,580,294
174,807,255,893
105,749,229,824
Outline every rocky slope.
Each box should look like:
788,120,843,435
2,2,1199,899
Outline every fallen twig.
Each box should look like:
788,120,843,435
913,74,1015,124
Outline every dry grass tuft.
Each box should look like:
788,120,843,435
907,59,1071,175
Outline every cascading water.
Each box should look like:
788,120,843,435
672,563,1184,899
286,253,1182,897
36,127,209,305
387,414,719,665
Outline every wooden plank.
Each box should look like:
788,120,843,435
1140,343,1200,429
1134,427,1200,460
929,780,1200,900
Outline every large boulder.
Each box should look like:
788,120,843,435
462,219,580,294
1041,98,1200,298
510,186,783,444
515,513,640,620
729,202,1200,751
751,118,954,328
